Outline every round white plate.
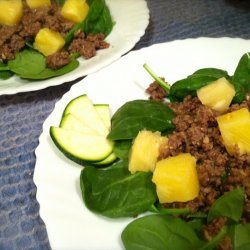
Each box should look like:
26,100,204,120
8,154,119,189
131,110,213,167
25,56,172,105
34,38,250,250
0,0,149,95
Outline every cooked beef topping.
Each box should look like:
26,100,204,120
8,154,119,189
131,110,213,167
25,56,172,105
68,32,109,59
46,51,70,69
146,80,167,100
150,86,250,249
160,95,250,216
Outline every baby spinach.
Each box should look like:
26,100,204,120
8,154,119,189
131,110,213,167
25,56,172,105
80,160,157,218
207,187,245,222
231,52,250,103
64,21,86,46
84,0,113,37
0,62,9,70
229,223,250,250
65,0,113,45
108,100,175,140
169,68,229,101
113,140,132,160
121,214,204,250
0,70,13,80
0,62,13,79
7,49,79,80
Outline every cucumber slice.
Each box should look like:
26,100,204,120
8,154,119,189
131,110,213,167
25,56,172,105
50,126,113,163
60,113,96,134
94,104,111,130
94,152,117,166
63,95,109,136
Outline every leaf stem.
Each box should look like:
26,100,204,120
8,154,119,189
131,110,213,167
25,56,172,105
149,204,190,215
143,63,170,91
200,226,227,250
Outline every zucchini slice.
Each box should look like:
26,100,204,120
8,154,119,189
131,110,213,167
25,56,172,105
94,152,117,166
50,126,113,163
94,104,111,130
63,95,109,136
60,113,96,134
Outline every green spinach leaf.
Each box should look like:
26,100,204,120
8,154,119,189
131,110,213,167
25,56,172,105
169,68,229,101
108,100,175,140
85,4,113,37
121,214,204,250
0,71,14,80
0,62,13,79
0,61,9,71
64,21,86,46
80,160,157,218
113,140,132,160
231,52,250,103
8,49,46,75
65,0,113,45
229,223,250,250
8,49,79,80
17,60,79,80
207,187,244,222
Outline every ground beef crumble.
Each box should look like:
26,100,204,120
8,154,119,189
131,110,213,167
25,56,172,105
147,82,250,250
0,1,109,68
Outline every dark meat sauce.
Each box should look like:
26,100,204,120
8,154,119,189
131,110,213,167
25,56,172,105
147,82,250,250
0,1,109,69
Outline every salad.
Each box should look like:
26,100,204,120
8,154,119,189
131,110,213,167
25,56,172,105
50,52,250,250
0,0,113,80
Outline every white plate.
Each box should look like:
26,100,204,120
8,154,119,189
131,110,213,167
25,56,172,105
34,37,250,250
0,0,149,95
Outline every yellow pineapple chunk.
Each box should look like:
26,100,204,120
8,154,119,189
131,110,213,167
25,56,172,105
152,153,199,203
34,28,65,56
216,108,250,156
61,0,89,23
128,130,168,174
197,77,236,112
0,0,23,26
26,0,51,9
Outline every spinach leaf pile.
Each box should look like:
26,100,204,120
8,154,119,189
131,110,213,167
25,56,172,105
0,0,113,81
79,52,250,250
151,52,250,104
80,100,175,218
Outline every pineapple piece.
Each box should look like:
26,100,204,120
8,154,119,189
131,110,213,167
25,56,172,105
152,153,199,203
197,77,236,112
216,108,250,156
61,0,89,23
128,130,168,174
34,28,65,56
26,0,51,9
0,0,23,26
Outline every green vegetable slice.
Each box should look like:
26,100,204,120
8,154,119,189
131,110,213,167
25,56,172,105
50,126,113,163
